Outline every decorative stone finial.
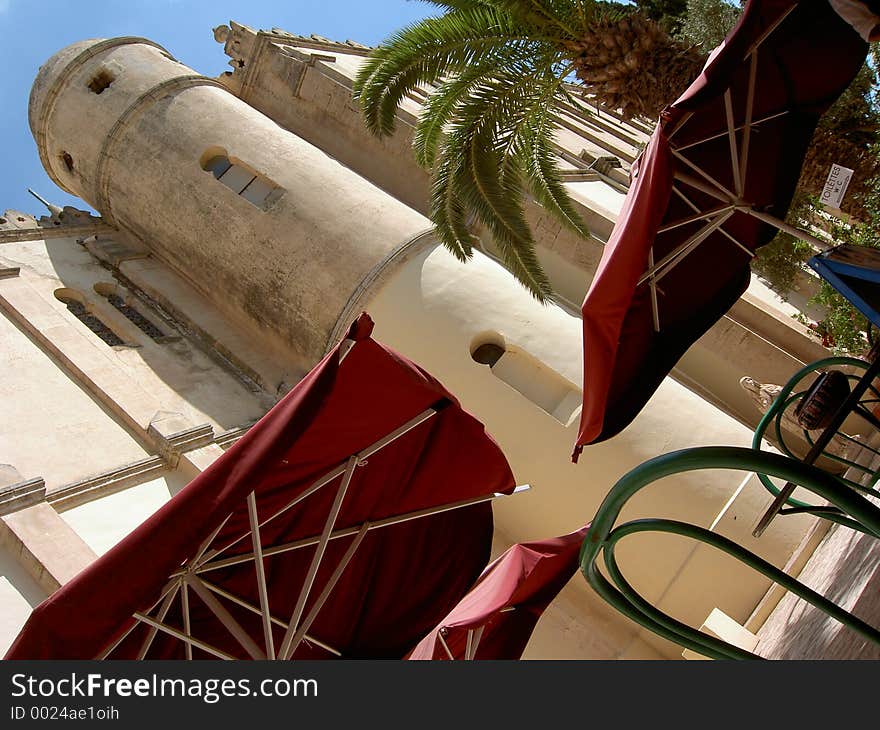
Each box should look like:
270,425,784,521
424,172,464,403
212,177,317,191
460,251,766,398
213,25,230,43
27,188,64,221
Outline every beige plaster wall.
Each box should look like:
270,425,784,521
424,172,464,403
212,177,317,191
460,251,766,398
0,285,149,489
0,237,267,438
59,471,189,555
368,243,818,657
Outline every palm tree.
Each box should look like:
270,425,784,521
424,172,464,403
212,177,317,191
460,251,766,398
352,0,706,301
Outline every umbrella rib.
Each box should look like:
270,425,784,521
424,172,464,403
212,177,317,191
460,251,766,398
666,111,693,140
466,626,485,660
357,408,439,460
247,491,275,660
648,248,660,333
195,485,531,573
96,578,180,659
671,185,753,256
189,513,233,571
199,467,348,568
186,574,267,659
672,110,788,153
672,151,737,203
657,205,734,234
742,207,832,251
724,90,743,197
136,579,182,660
132,612,236,660
665,3,793,143
96,622,139,661
636,207,734,286
639,210,735,286
284,523,370,658
197,577,342,657
653,211,736,287
739,50,759,191
278,456,360,661
438,631,456,660
181,580,192,661
745,3,798,59
195,408,439,568
338,337,356,362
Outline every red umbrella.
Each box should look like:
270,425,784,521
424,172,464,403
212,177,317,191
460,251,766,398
5,313,519,660
406,525,589,660
574,0,871,458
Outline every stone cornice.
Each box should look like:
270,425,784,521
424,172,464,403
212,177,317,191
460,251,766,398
0,221,114,245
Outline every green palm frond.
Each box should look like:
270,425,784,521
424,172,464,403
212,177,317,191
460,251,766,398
517,108,593,241
354,0,634,300
431,147,478,261
427,67,568,300
413,50,524,168
353,7,544,136
461,125,553,300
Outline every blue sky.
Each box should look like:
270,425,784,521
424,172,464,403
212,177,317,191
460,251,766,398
0,0,436,216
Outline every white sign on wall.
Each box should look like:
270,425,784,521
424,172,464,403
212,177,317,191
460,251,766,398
820,163,854,209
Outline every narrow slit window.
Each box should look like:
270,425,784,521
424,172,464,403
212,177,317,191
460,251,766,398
201,151,280,208
57,294,125,347
217,164,256,194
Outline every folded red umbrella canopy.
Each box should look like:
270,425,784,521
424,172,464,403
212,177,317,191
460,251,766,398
574,0,871,458
406,525,589,660
5,313,518,660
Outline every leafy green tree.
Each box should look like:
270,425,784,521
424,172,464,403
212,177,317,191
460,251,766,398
353,0,705,300
749,230,814,298
676,0,741,50
631,0,688,33
806,162,880,355
798,61,880,221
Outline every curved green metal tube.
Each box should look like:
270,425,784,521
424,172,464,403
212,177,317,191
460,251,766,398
602,519,880,658
580,446,880,659
751,356,873,509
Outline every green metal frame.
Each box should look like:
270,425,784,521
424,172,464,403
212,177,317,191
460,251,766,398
579,446,880,659
751,356,880,531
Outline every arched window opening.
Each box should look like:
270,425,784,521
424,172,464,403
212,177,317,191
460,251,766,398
471,342,505,367
55,292,126,347
471,335,581,425
203,155,232,179
200,149,281,208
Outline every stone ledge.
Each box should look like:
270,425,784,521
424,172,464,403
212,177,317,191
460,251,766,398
46,456,166,512
0,478,47,517
148,412,215,468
